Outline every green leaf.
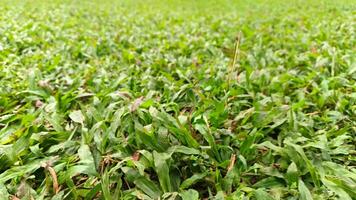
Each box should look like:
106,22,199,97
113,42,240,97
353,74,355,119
0,157,53,182
194,123,220,162
286,162,299,185
101,171,113,200
324,176,356,199
180,189,199,200
69,110,85,124
253,189,275,200
298,179,313,200
215,191,225,200
85,184,102,200
68,144,98,177
167,145,200,155
253,177,284,188
134,176,162,199
180,173,208,190
51,191,65,200
286,141,320,187
153,151,172,193
0,182,9,199
321,177,352,200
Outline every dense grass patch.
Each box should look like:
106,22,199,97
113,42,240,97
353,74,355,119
0,0,355,199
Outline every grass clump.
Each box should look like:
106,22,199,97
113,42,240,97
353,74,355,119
0,0,355,199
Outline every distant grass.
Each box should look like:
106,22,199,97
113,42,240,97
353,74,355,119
0,0,355,199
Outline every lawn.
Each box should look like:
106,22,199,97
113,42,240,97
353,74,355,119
0,0,355,199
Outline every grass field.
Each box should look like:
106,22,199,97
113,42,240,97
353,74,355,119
0,0,355,199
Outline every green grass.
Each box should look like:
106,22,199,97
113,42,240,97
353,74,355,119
0,0,355,199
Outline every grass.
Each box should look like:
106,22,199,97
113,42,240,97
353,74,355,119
0,0,355,199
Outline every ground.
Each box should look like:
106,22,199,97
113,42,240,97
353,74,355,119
0,0,355,199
